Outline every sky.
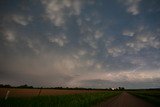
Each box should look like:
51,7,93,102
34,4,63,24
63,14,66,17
0,0,160,89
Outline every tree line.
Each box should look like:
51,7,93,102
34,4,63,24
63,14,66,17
0,84,125,90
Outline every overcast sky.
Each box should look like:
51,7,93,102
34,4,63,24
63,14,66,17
0,0,160,89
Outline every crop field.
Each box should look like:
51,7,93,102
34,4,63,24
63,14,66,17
1,88,159,107
0,88,120,107
0,88,106,98
128,90,160,106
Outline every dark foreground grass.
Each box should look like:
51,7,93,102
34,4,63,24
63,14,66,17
0,91,120,107
129,90,160,107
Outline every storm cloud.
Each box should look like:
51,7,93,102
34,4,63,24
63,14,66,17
0,0,160,89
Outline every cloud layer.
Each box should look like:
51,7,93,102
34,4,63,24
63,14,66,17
0,0,160,89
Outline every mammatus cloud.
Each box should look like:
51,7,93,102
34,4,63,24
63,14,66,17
136,33,160,49
83,36,98,49
0,0,160,88
123,30,135,37
107,46,125,57
78,19,105,50
1,30,16,42
94,30,103,39
48,34,68,47
125,28,160,52
120,0,141,15
12,15,33,26
41,0,83,26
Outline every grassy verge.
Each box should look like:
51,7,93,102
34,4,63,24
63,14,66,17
128,90,160,107
0,91,120,107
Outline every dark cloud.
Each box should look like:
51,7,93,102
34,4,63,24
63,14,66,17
0,0,160,88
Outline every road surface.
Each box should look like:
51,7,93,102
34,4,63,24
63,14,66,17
94,92,156,107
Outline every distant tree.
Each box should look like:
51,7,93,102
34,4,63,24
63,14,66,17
0,84,12,88
5,85,12,88
108,88,112,91
118,87,125,90
0,84,4,88
17,84,33,88
54,87,63,89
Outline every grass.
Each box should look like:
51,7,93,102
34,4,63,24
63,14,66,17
0,91,120,107
128,90,160,107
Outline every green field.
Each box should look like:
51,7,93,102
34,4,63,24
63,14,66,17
0,91,120,107
129,90,160,106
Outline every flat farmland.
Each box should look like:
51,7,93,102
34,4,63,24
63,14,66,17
0,88,119,107
0,88,106,98
1,88,159,107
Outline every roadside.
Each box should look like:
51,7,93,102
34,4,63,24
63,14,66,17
94,92,156,107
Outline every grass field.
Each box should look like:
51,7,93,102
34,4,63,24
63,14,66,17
128,90,160,106
0,90,120,107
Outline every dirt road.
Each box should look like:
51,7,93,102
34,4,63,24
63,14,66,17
95,92,156,107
